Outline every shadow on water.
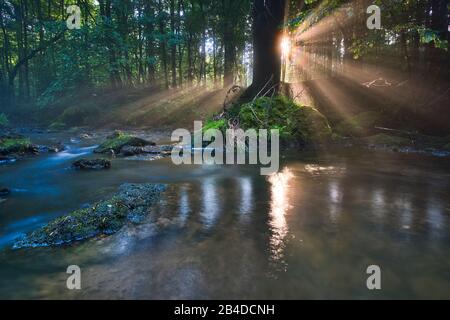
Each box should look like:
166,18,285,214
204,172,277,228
0,133,450,299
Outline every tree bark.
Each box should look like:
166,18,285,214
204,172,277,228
245,0,286,99
170,0,177,88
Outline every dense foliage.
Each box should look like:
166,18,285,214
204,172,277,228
0,0,251,110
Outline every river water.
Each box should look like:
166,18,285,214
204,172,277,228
0,132,449,299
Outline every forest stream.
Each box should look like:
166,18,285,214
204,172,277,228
0,130,449,299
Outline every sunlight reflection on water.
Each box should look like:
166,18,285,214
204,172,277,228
239,177,253,218
267,167,294,272
201,178,220,229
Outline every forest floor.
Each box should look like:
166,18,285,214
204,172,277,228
29,86,228,132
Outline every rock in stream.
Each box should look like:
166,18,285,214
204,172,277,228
13,183,167,248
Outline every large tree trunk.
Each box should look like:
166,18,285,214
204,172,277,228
170,0,177,88
245,0,286,99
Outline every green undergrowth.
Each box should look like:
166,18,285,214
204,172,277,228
204,95,332,147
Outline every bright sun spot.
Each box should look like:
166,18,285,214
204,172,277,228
280,36,291,57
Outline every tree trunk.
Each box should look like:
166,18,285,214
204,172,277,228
158,0,169,89
170,0,177,88
144,0,156,83
245,0,286,99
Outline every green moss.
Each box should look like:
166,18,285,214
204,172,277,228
202,118,228,132
0,113,9,128
234,95,331,146
364,133,411,148
0,137,32,155
335,111,380,137
94,132,152,153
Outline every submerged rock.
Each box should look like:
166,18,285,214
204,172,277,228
94,131,155,154
14,183,167,248
72,158,111,170
79,133,94,140
0,156,16,165
120,144,173,156
37,142,65,153
0,187,10,196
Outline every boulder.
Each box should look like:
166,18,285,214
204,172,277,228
72,158,111,170
94,131,155,154
0,135,38,156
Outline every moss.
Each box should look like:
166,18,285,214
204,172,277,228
0,113,9,128
335,111,380,137
94,132,153,154
0,137,33,155
202,118,228,132
14,183,167,248
234,95,331,146
364,133,411,148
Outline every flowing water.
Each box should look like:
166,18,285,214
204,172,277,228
0,132,450,299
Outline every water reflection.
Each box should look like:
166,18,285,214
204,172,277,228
267,168,294,270
427,198,444,233
304,164,346,176
238,177,253,218
178,185,191,225
201,178,220,229
328,181,342,223
396,195,413,230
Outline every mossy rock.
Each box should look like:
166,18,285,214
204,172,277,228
335,111,380,137
0,136,35,155
236,95,331,146
364,133,411,148
94,132,154,154
14,183,167,248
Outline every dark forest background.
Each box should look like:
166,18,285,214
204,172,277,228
0,0,449,134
